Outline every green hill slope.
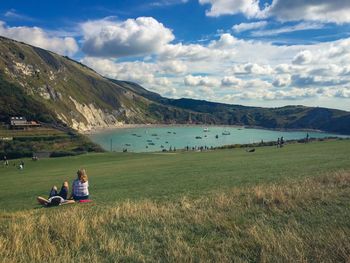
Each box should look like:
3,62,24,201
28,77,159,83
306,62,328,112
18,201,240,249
0,36,350,134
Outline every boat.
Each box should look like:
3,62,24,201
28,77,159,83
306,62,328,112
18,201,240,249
125,143,131,146
151,133,158,136
148,142,155,145
147,139,153,142
215,135,219,139
195,136,202,139
222,131,230,135
167,131,172,134
203,128,209,132
173,132,176,134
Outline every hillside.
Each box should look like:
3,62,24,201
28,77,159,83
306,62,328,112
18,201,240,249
0,36,210,132
1,36,350,134
0,140,349,262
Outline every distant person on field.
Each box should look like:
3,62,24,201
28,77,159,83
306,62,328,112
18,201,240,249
277,137,280,148
70,169,89,201
37,181,74,206
3,155,8,166
18,160,24,169
280,136,284,147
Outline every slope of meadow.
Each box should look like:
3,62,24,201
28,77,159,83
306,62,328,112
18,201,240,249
0,140,349,262
0,140,350,211
0,171,349,262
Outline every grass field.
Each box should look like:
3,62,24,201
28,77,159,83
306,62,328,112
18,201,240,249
0,140,349,262
1,139,350,211
0,127,66,137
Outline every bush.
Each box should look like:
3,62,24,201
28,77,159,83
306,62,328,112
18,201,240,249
0,150,32,159
49,151,86,158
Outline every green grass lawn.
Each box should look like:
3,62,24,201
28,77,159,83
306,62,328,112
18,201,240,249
1,139,349,212
0,127,65,137
1,139,350,262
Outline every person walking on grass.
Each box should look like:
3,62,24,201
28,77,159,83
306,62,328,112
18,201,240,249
70,169,89,201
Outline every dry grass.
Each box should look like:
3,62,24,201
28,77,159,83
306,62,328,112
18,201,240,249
1,171,349,262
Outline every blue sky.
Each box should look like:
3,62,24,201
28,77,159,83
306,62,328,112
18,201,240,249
1,0,350,110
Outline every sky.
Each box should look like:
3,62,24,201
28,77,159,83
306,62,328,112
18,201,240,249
1,0,350,111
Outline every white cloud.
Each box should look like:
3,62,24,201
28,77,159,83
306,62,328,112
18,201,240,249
199,0,266,18
308,64,342,77
81,57,184,98
208,33,238,49
274,64,293,74
232,63,273,75
159,60,188,74
268,0,350,24
4,9,34,21
81,57,158,84
182,90,195,98
184,75,220,87
199,0,350,24
81,17,174,57
159,41,234,62
81,32,350,109
232,21,268,33
155,77,171,86
292,50,313,65
334,88,350,98
251,22,324,37
149,0,188,7
272,75,291,87
224,87,320,102
291,74,347,87
0,21,78,56
221,76,243,87
244,79,272,89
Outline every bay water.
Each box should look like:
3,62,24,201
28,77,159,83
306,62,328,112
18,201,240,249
89,126,347,152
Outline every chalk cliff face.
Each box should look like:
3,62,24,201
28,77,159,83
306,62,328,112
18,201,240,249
67,97,124,131
1,36,350,134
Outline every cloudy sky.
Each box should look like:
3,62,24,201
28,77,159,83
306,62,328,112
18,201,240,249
1,0,350,111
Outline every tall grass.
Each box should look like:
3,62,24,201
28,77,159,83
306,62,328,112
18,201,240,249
1,171,349,262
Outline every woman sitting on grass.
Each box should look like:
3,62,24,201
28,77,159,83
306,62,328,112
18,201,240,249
37,181,74,207
70,169,89,201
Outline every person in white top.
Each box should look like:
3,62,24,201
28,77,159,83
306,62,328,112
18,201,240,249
70,169,89,201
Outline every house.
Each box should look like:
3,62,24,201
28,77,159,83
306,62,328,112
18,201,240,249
10,117,41,129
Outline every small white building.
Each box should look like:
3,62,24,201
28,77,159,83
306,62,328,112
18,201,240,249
10,116,41,129
10,116,28,126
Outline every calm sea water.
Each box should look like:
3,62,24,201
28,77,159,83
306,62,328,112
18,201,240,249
89,126,347,152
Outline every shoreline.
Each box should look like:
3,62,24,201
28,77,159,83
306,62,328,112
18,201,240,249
84,123,246,135
84,123,340,136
